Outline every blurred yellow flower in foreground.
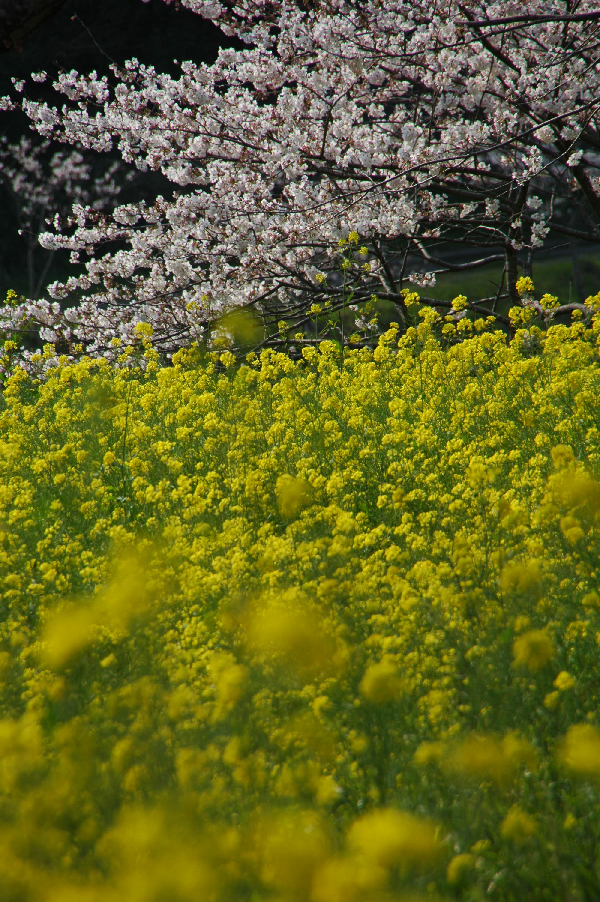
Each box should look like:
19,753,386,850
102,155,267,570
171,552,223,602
447,852,475,885
512,629,554,671
500,559,541,594
559,724,600,777
40,547,160,669
312,855,385,902
244,597,338,679
259,810,330,897
501,806,537,843
359,655,404,703
554,671,576,691
413,741,445,766
348,808,441,870
276,473,312,517
446,735,508,783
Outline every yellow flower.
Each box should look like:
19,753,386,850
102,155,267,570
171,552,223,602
6,288,600,896
544,691,560,710
514,615,531,633
446,735,508,784
413,741,445,766
554,671,576,691
516,276,535,295
512,629,554,671
311,855,384,902
134,321,154,339
582,590,600,609
550,444,575,469
41,548,158,668
359,656,404,703
502,732,536,770
500,559,541,594
245,602,336,679
560,514,585,544
551,468,600,514
447,852,475,885
316,775,342,806
539,293,559,310
276,473,311,517
348,808,440,870
451,294,468,312
501,806,537,843
209,654,248,718
218,308,263,348
260,811,329,898
559,724,600,777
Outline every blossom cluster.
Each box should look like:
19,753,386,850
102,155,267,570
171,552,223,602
0,302,599,898
3,1,600,355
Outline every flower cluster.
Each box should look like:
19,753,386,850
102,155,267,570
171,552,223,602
0,302,599,898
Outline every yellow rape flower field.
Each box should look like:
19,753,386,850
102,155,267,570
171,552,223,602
1,309,600,900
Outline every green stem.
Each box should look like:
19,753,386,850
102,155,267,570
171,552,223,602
341,268,347,371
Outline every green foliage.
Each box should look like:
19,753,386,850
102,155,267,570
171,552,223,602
0,313,600,899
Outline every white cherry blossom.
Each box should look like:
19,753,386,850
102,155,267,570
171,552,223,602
2,0,600,359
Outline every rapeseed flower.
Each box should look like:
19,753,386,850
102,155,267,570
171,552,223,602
500,559,541,595
500,806,537,843
359,655,404,703
348,808,441,870
553,671,576,691
559,724,600,777
516,276,535,295
447,852,475,885
446,735,509,784
312,855,385,902
0,305,599,899
512,630,554,671
276,473,311,517
245,600,337,678
259,810,330,897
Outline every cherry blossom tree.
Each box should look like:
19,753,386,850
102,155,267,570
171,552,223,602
0,134,135,301
2,0,600,359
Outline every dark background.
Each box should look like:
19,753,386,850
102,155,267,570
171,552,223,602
0,0,228,87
